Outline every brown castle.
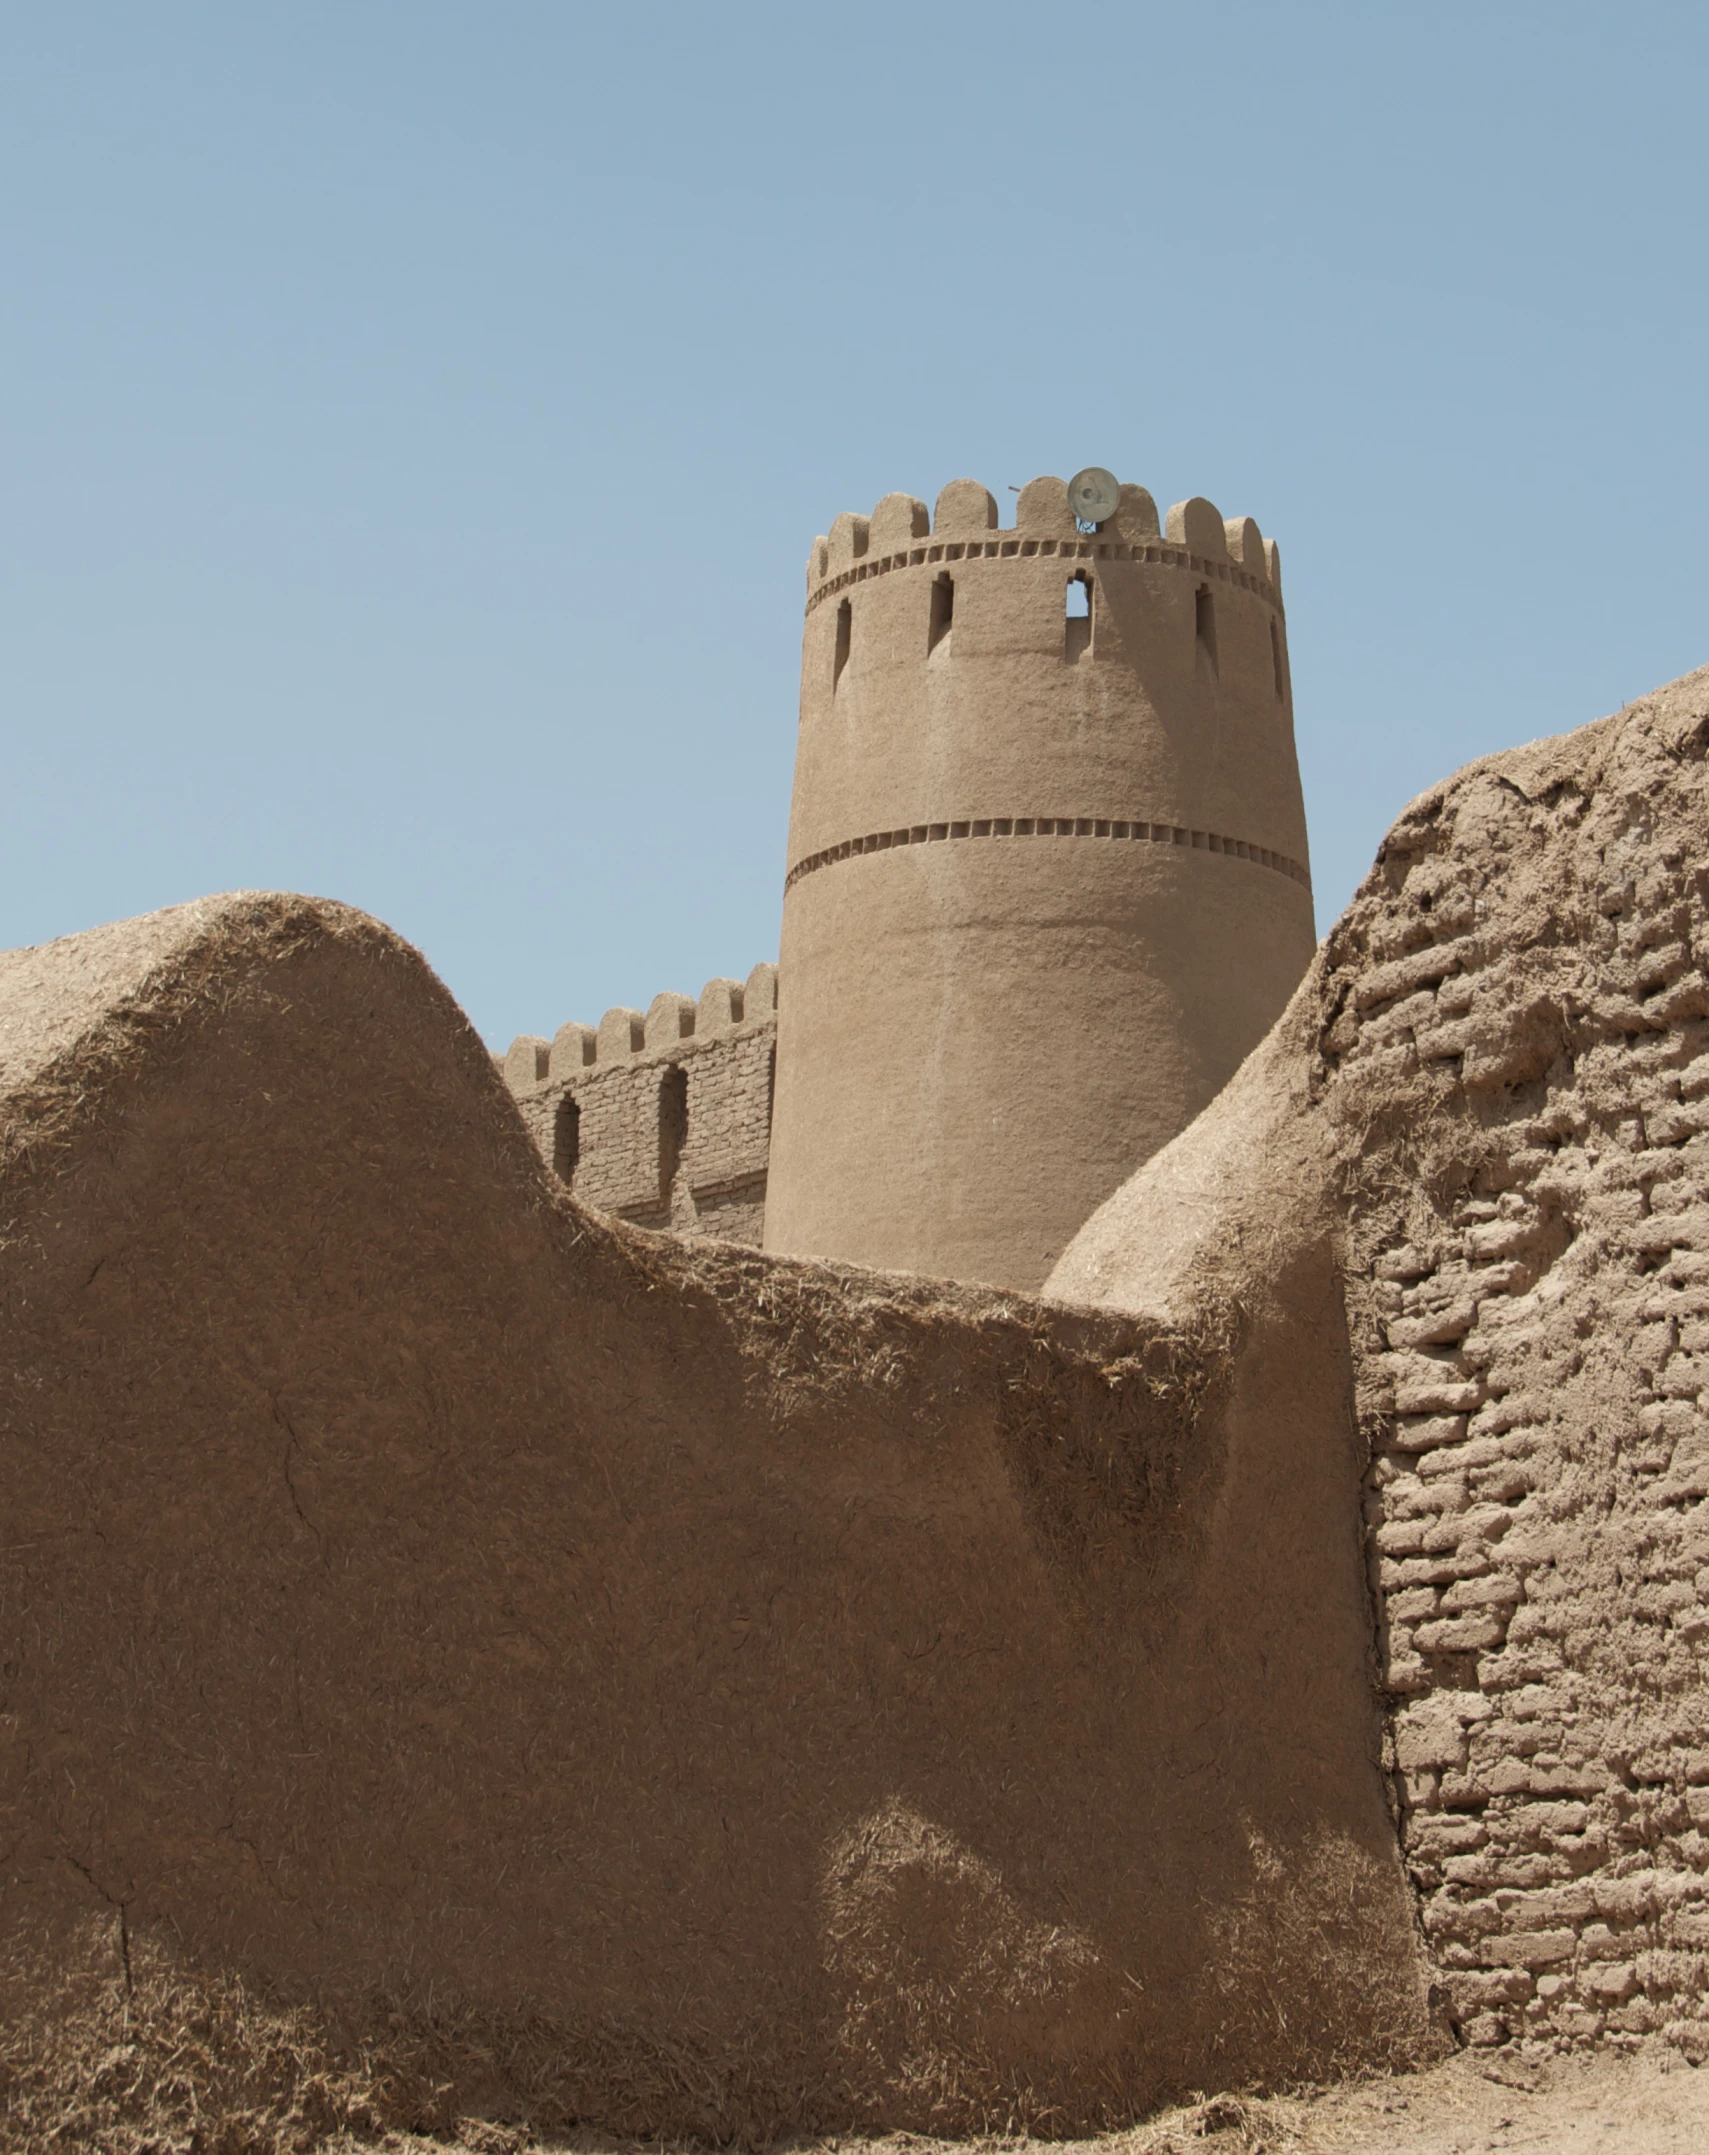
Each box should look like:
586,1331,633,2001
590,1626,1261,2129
504,471,1315,1291
2,466,1708,2147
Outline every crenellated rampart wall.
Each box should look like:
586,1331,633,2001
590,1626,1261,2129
502,963,777,1242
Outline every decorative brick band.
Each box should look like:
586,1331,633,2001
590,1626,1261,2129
806,537,1279,618
784,816,1311,895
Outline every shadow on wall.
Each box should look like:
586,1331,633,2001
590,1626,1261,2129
0,891,1432,2142
1050,665,1709,2063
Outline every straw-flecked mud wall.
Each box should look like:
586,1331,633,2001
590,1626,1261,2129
0,893,1430,2146
18,666,1708,2148
1053,662,1709,2067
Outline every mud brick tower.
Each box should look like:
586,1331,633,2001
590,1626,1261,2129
764,472,1317,1291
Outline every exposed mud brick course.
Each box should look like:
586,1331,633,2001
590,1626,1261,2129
1048,664,1709,2072
505,968,775,1241
1320,677,1709,2054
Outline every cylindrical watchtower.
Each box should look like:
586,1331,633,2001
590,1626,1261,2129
763,472,1315,1293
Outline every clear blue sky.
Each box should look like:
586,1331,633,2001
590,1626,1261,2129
4,5,1705,1049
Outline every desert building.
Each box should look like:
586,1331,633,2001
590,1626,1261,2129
4,471,1709,2136
503,964,777,1241
506,471,1317,1291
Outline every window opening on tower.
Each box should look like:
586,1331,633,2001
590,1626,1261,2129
927,572,954,654
833,600,852,691
1064,572,1092,662
1195,585,1218,676
1270,618,1286,700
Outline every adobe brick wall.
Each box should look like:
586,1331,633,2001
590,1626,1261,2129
503,963,775,1240
1331,713,1709,2056
1049,664,1709,2069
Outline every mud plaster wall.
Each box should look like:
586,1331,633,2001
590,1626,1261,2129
767,473,1315,1294
19,671,1709,2135
505,474,1316,1294
0,895,1432,2140
1050,664,1709,2072
502,963,776,1241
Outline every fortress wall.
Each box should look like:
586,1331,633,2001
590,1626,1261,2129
770,836,1313,1288
504,962,776,1241
0,892,1434,2140
1324,697,1709,2055
772,473,1315,1291
567,1061,680,1219
1050,665,1709,2066
792,528,1305,866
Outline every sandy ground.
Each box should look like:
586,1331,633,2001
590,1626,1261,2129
1161,2047,1709,2153
349,2048,1709,2155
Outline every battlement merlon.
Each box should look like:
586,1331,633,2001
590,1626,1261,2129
502,962,778,1097
806,476,1281,604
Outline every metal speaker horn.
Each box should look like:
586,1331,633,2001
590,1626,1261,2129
1067,466,1120,526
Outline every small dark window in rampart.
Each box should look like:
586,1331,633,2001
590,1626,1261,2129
553,1094,580,1186
1195,585,1218,676
833,599,852,691
659,1063,688,1206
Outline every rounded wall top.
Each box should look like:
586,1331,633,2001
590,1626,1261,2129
806,475,1278,598
825,511,870,576
1165,497,1228,559
933,479,999,537
1014,475,1075,534
871,492,929,550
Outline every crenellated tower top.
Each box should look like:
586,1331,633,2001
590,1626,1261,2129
805,474,1282,613
765,466,1317,1293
